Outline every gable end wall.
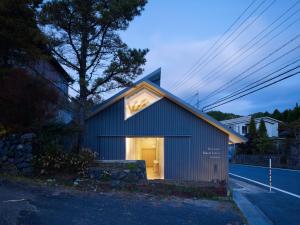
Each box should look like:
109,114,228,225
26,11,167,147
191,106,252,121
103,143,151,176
85,97,228,182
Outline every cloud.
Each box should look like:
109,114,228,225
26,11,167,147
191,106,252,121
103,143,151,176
139,16,300,115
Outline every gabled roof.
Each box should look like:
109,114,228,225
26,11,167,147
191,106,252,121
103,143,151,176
221,116,282,125
87,69,246,143
49,58,74,83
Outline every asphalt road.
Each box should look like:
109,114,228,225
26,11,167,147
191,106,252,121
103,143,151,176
0,179,245,225
230,164,300,195
229,164,300,225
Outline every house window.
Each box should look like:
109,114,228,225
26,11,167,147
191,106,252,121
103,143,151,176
242,125,248,134
124,88,161,119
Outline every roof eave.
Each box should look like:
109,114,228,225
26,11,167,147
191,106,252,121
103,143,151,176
87,80,246,144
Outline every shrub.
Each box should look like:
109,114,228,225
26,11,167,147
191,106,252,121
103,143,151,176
33,148,97,176
35,122,80,154
0,69,59,134
280,155,288,165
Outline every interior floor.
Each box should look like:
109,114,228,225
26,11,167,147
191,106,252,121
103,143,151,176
146,167,160,180
126,137,164,180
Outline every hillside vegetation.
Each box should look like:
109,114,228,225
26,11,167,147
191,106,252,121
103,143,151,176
207,103,300,123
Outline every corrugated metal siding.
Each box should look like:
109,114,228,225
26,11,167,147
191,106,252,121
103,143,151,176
85,97,229,182
97,136,125,160
164,136,191,180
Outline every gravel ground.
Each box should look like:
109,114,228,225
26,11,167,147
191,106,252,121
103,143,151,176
0,178,246,225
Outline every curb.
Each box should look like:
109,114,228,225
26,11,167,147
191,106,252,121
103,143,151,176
230,179,273,225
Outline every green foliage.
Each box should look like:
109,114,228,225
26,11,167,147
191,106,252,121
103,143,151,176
39,0,148,99
256,119,273,154
258,119,267,138
0,0,45,67
207,111,241,121
251,102,300,123
0,69,59,134
280,119,300,140
127,163,138,170
33,122,96,176
237,117,257,154
238,118,275,154
34,122,81,155
33,148,96,176
39,0,149,150
248,117,257,139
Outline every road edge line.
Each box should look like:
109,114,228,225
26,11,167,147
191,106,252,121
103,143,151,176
229,173,300,199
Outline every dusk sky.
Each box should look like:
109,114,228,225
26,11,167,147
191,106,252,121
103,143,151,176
118,0,300,116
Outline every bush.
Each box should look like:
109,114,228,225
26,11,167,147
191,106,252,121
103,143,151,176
33,148,97,176
0,69,59,133
280,155,288,165
35,122,80,154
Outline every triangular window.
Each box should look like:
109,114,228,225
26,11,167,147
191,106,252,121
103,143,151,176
125,88,162,119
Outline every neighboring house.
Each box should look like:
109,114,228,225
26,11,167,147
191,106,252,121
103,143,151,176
29,58,74,124
84,69,246,182
221,116,281,138
221,116,282,160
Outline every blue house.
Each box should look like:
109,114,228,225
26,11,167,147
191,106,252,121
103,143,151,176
85,69,245,182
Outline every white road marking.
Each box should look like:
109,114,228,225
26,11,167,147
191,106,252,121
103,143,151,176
229,173,300,199
231,163,300,173
2,199,26,203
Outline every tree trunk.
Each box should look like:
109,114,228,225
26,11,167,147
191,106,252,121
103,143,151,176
77,68,87,151
77,97,86,152
76,21,89,151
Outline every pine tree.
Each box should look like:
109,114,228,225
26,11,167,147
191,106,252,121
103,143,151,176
272,109,281,120
248,117,257,138
246,117,258,154
39,0,148,149
0,0,45,68
257,119,273,154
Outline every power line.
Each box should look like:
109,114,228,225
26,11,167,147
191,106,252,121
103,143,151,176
197,34,300,103
205,57,300,106
173,0,276,92
202,69,300,111
173,0,276,90
169,0,261,90
202,63,300,110
184,2,300,96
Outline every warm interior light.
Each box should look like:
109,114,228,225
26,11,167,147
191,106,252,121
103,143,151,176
126,137,164,179
125,88,161,119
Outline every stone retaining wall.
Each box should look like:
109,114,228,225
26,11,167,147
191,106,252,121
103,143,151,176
0,133,35,175
88,160,147,187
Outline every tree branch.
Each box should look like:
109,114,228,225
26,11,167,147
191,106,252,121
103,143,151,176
66,11,81,63
86,26,109,71
51,48,79,71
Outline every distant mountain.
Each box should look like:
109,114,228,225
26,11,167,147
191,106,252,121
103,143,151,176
207,103,300,123
207,111,241,121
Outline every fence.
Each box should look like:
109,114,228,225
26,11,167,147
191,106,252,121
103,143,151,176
232,154,300,169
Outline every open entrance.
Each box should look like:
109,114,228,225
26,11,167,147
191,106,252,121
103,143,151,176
126,137,164,179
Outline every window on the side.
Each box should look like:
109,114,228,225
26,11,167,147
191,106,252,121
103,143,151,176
124,88,161,119
242,125,248,134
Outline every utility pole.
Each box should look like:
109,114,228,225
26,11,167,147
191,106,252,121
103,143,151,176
196,91,200,109
269,157,272,192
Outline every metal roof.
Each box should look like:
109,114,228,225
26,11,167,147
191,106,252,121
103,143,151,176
221,116,282,125
87,69,247,144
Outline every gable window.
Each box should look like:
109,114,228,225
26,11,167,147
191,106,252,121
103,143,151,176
124,88,162,119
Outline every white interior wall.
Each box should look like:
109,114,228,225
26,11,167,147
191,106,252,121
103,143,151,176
125,137,164,179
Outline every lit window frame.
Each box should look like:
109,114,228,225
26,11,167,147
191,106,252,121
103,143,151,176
124,88,162,120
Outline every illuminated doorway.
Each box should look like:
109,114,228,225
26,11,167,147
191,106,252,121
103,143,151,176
126,137,164,179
